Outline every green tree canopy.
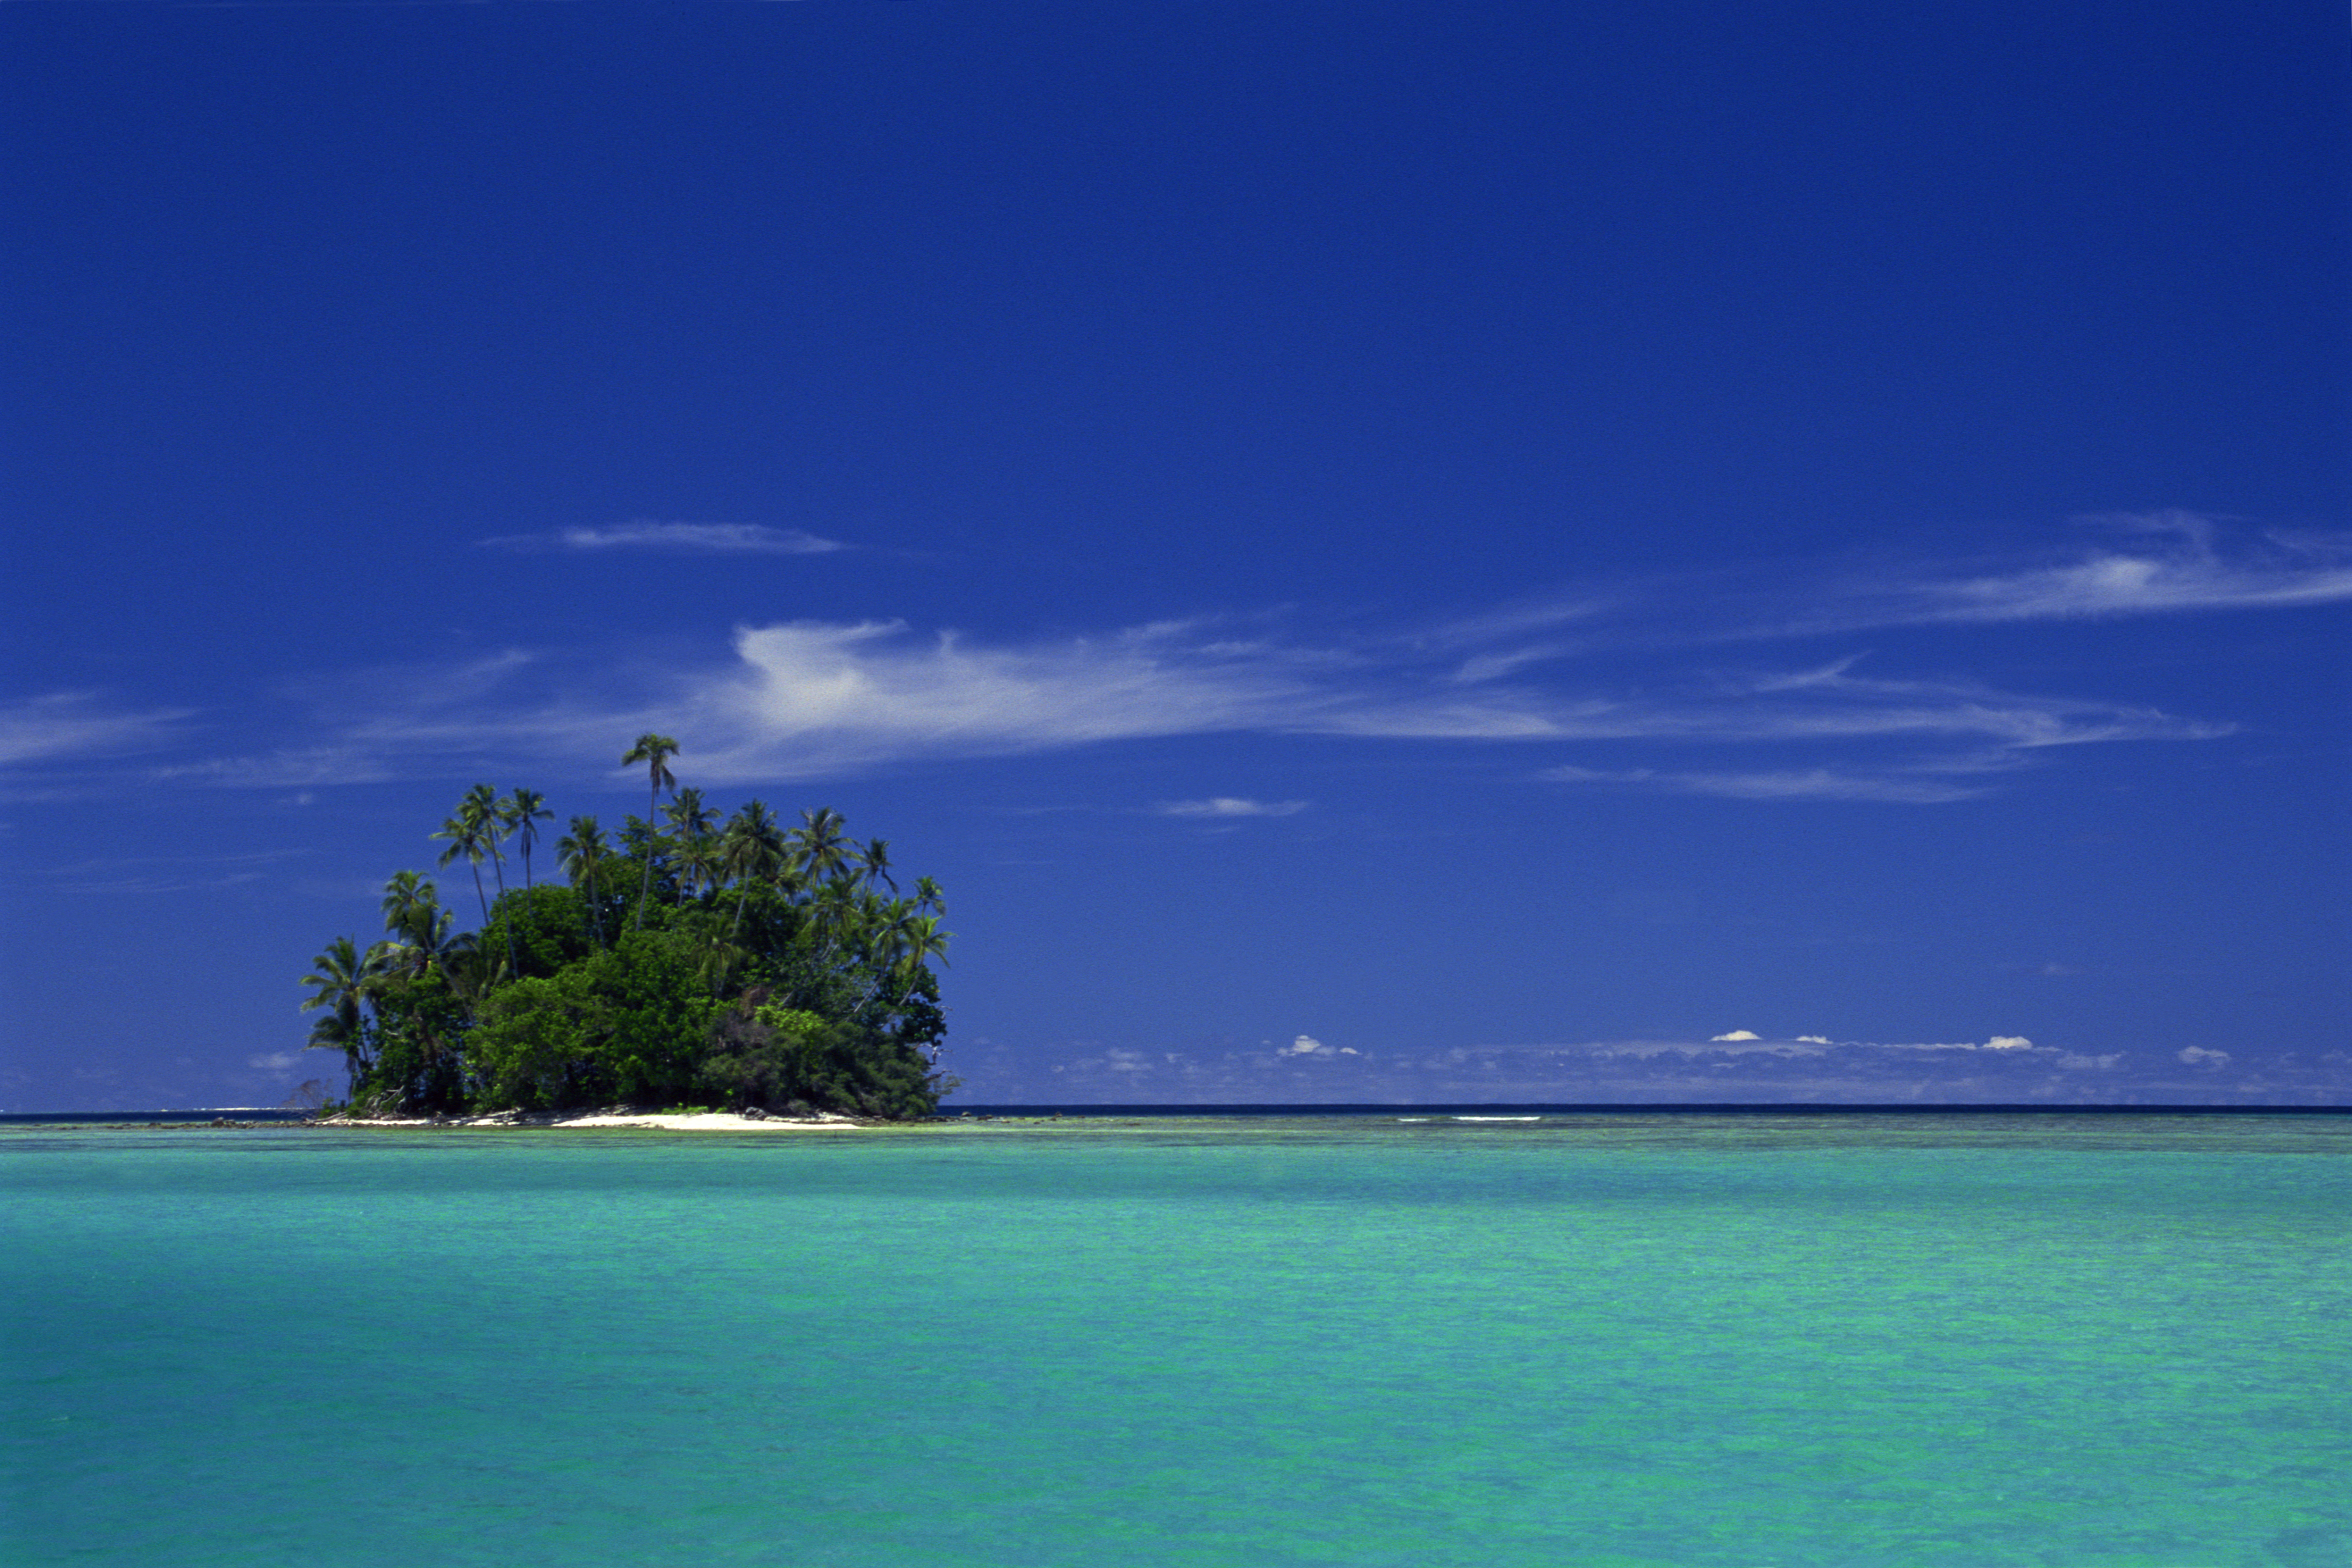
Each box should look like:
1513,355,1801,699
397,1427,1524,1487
300,738,954,1120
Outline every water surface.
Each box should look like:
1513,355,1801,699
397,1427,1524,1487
4,1114,2346,1566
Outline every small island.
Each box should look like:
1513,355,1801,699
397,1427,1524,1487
300,733,954,1122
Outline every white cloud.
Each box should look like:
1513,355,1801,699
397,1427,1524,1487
1157,798,1308,818
1452,645,1568,684
1910,517,2352,623
1280,1035,1357,1057
246,1052,303,1071
0,694,194,767
2177,1046,2232,1067
483,521,848,555
1544,764,1992,804
667,619,2226,784
1631,1035,2040,1057
119,521,2306,796
153,746,401,789
1459,518,2352,646
685,619,1340,777
988,1028,2318,1105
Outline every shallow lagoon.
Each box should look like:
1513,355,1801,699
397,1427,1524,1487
4,1113,2347,1566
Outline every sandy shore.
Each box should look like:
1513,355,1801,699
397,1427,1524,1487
321,1109,867,1132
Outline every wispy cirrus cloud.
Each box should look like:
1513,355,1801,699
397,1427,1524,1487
151,747,402,790
1453,515,2352,647
1157,798,1309,818
481,521,848,555
669,619,1340,777
1544,765,1991,804
1906,514,2352,623
644,619,2228,802
100,518,2329,800
674,621,2220,783
0,694,195,768
134,614,2232,798
36,848,304,896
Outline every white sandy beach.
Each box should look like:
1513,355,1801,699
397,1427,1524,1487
322,1109,868,1132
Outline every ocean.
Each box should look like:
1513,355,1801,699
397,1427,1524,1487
3,1112,2346,1566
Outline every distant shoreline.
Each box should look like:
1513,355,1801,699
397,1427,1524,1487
5,1101,2346,1127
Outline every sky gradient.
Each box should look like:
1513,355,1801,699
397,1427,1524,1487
3,0,2346,1109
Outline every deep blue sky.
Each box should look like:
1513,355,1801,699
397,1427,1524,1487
3,1,2346,1109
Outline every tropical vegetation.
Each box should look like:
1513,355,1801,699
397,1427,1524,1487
300,735,955,1119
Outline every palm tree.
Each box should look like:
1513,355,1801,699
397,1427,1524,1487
430,802,496,926
616,814,672,922
662,786,717,847
911,876,947,917
676,833,724,903
438,931,503,1008
507,787,553,889
556,815,609,949
371,870,459,981
386,896,460,979
301,935,386,1091
888,915,952,1013
847,898,914,1011
380,870,435,934
850,904,952,1015
896,914,950,972
793,806,851,884
464,783,513,907
621,734,680,928
442,785,517,982
803,874,871,976
719,799,787,949
854,837,897,893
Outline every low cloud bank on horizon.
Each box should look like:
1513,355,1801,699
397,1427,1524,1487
952,1031,2348,1106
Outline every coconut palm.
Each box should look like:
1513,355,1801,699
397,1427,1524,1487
454,782,520,974
463,783,513,906
438,931,503,1007
301,935,387,1090
717,799,787,951
911,875,947,917
556,815,609,949
380,870,435,933
854,837,897,893
855,909,950,1014
803,874,879,979
847,898,915,1010
430,801,496,926
616,814,673,917
896,914,950,973
676,833,725,903
380,880,460,979
621,734,680,927
888,915,952,1014
662,786,717,847
793,807,851,884
506,787,553,889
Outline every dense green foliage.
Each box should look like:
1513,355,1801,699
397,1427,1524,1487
300,736,955,1119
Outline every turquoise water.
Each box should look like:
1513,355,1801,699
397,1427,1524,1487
3,1115,2346,1566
